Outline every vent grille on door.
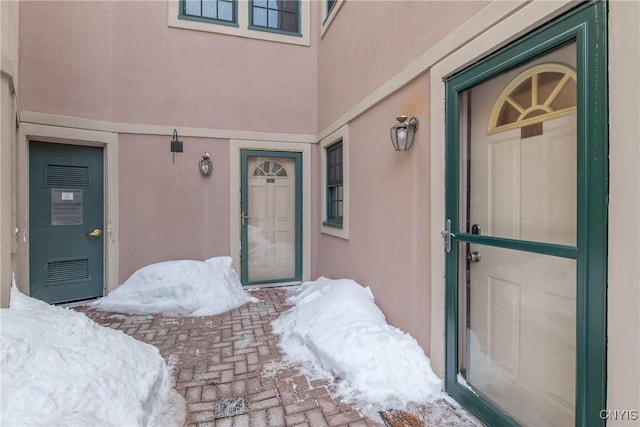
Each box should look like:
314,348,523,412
46,165,89,187
46,259,90,284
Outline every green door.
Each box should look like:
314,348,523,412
444,3,607,426
29,141,104,303
240,150,302,286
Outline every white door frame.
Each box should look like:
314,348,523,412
16,122,119,298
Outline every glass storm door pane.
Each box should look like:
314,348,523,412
464,43,577,246
459,244,576,426
457,43,578,426
246,157,296,282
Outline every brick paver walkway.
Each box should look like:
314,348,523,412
78,288,385,427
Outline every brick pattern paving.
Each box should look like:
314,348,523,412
77,289,385,427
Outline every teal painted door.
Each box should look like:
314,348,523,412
29,141,104,303
240,150,302,286
444,3,607,427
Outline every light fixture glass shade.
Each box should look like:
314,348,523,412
390,115,419,151
199,153,213,176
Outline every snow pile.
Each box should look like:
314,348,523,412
92,256,258,316
1,286,185,426
273,277,442,411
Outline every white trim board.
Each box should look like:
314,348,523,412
20,111,316,144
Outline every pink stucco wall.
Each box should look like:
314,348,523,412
19,1,317,134
317,1,487,130
118,134,230,282
314,74,432,351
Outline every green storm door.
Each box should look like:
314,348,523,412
29,141,104,303
240,150,302,286
444,3,607,427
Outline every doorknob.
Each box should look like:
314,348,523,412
87,229,102,238
467,251,481,263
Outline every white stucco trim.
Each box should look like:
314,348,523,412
1,53,20,123
167,0,311,47
319,124,349,239
229,139,312,284
16,123,119,298
428,0,576,378
20,111,316,144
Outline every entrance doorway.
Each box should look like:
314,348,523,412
444,3,607,426
29,141,104,303
240,150,302,285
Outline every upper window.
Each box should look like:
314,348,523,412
250,1,299,35
327,0,337,15
321,0,343,37
170,0,310,46
181,0,236,25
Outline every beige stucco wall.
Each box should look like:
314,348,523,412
607,1,640,423
0,0,19,307
118,134,231,282
314,0,489,358
19,1,317,134
16,0,318,289
317,0,487,131
314,73,432,351
9,0,640,419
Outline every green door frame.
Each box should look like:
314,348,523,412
444,2,608,426
240,150,303,286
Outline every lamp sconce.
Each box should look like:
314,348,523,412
170,129,183,163
199,152,213,176
390,115,419,151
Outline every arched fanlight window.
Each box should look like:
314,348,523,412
253,160,288,177
489,63,577,133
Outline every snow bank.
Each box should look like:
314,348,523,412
92,256,258,316
273,277,442,411
1,286,185,426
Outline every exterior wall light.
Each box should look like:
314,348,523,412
199,152,213,176
170,129,183,163
390,115,419,151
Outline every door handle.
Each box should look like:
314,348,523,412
467,251,481,263
241,212,251,226
87,229,103,238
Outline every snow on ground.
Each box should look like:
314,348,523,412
1,286,185,426
92,256,258,316
272,277,443,413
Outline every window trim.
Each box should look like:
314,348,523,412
168,0,310,47
248,0,301,37
320,0,344,38
320,124,349,239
